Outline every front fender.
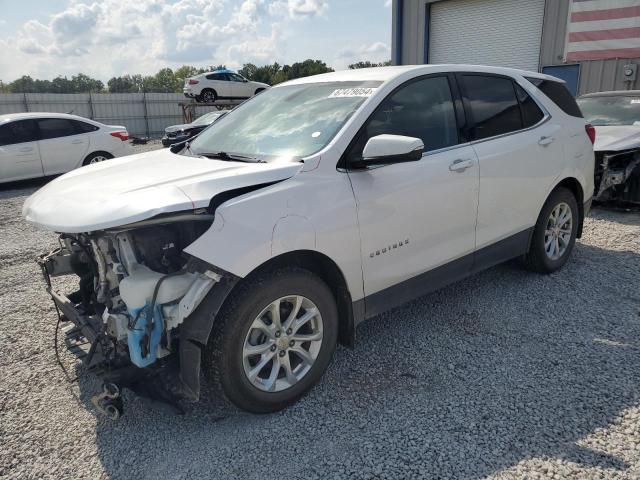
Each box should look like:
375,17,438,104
271,215,316,257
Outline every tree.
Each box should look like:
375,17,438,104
348,60,392,69
8,76,36,93
71,73,103,93
239,59,333,86
107,74,143,93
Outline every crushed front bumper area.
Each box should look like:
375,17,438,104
595,150,640,204
39,247,239,418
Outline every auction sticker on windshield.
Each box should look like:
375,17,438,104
328,87,377,98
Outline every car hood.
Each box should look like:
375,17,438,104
23,149,303,233
165,123,192,133
594,125,640,152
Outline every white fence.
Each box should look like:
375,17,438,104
0,93,226,137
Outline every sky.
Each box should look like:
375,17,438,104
0,0,392,82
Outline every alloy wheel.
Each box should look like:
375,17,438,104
89,155,108,164
544,202,573,260
242,295,323,392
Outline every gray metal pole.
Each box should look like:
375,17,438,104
88,92,94,119
23,93,28,112
143,92,150,138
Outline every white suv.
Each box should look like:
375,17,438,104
183,69,270,103
24,65,594,417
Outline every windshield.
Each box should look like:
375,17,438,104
188,81,382,161
192,112,224,126
577,95,640,126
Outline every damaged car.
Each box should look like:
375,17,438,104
577,91,640,203
24,65,594,418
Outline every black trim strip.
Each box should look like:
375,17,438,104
356,227,533,323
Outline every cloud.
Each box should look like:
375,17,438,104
336,41,390,60
269,0,328,18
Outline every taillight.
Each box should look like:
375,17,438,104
585,124,596,144
110,131,129,141
188,79,199,85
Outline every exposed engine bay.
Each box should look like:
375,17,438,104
594,149,640,204
39,212,235,418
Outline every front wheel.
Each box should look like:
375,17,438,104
524,187,579,273
204,268,338,413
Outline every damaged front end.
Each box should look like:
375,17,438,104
595,149,640,204
39,212,237,417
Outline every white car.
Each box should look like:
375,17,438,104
577,90,640,203
0,112,132,183
24,65,594,417
183,69,270,103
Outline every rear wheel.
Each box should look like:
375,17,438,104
204,268,338,413
201,89,216,103
83,151,113,166
524,187,579,273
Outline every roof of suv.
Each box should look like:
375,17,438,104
282,64,560,86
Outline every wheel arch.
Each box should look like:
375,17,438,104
82,150,113,166
241,250,356,347
552,177,585,238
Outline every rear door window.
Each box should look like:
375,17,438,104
0,120,40,146
37,118,78,140
72,120,99,133
525,78,583,117
515,84,545,127
206,73,228,81
459,74,522,140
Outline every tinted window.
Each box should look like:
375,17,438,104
347,76,458,162
0,120,40,146
229,74,245,82
515,84,545,127
72,120,99,133
38,118,78,140
525,77,583,117
206,73,227,81
461,75,522,140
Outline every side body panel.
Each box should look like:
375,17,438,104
0,139,42,182
39,132,90,176
348,145,479,297
184,159,365,302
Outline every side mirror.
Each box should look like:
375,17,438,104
353,134,424,168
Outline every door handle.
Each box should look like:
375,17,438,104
19,147,33,153
538,135,555,146
71,139,84,144
449,158,474,172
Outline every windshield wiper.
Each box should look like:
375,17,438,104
196,151,263,163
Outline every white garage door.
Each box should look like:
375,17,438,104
429,0,545,71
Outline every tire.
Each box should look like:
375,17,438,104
523,187,579,274
82,151,113,166
194,94,203,103
201,89,216,103
204,268,338,413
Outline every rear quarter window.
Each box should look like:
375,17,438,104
525,78,583,118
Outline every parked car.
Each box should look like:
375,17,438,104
0,112,132,184
161,111,227,147
577,90,640,203
24,65,594,418
183,69,269,103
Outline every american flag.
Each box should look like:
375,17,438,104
565,0,640,61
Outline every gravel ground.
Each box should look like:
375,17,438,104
1,148,640,479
